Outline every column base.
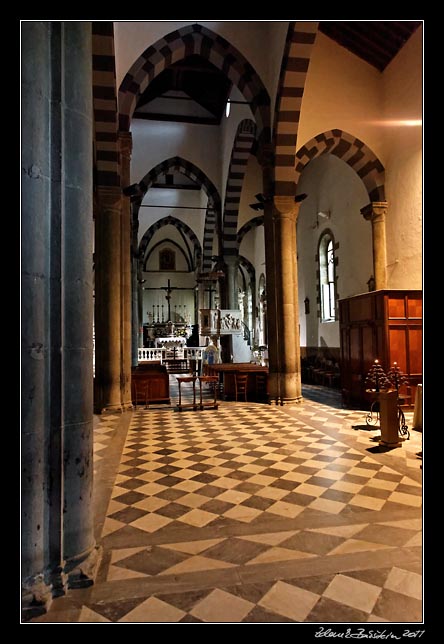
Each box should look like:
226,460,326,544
94,402,123,414
66,544,103,589
379,439,403,449
272,396,303,406
21,574,53,621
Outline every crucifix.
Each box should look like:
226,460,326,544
144,279,196,322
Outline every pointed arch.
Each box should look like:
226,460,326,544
295,129,385,202
222,119,257,257
239,255,255,285
237,215,264,250
118,23,270,144
273,22,318,197
139,156,221,273
139,215,202,271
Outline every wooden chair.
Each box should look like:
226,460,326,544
234,372,248,402
255,373,268,399
132,377,150,409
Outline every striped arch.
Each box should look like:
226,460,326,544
92,22,120,188
273,22,318,197
222,119,257,257
239,255,256,287
237,215,264,251
118,23,270,143
139,156,221,272
139,216,202,271
295,129,385,202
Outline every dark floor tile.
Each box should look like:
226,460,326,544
121,458,148,467
320,488,355,503
155,488,188,501
354,524,418,547
233,481,263,495
281,491,316,506
155,503,191,519
285,573,336,595
118,477,151,491
155,465,182,475
187,454,209,462
396,483,423,497
254,458,283,467
240,495,276,511
339,472,369,484
119,466,149,478
155,475,185,487
280,531,345,555
270,479,300,491
224,469,252,481
359,485,392,499
372,588,422,622
116,545,187,576
292,465,320,475
197,484,227,498
156,588,213,612
179,614,204,622
306,596,369,623
88,598,146,622
305,475,337,488
203,538,269,564
108,506,148,524
260,467,288,478
243,605,295,623
342,567,392,587
374,471,403,482
190,473,219,483
113,490,148,505
221,581,274,605
200,499,236,515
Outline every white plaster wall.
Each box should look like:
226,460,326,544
298,31,384,162
138,187,206,247
382,26,423,289
131,119,221,194
296,154,372,349
238,154,263,229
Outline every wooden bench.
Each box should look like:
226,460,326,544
131,364,170,406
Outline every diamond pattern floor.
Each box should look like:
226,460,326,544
32,382,423,624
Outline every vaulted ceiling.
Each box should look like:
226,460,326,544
132,22,422,126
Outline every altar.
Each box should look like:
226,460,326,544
155,336,187,349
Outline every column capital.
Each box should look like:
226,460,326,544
118,130,133,158
273,195,305,222
361,201,388,223
97,185,122,211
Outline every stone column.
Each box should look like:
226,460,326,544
94,187,123,413
61,22,98,588
265,196,304,404
361,201,388,290
225,255,240,310
131,203,140,366
21,21,97,618
21,21,54,617
118,132,133,405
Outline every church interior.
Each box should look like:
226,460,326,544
21,20,423,625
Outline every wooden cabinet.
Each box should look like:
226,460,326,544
339,290,422,409
132,364,170,404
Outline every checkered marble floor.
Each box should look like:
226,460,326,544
93,413,123,475
33,383,423,624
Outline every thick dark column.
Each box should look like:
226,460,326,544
61,22,98,588
21,21,97,618
21,21,53,617
94,187,123,412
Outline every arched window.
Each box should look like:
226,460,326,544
318,232,336,322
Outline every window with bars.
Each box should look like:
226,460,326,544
319,232,336,322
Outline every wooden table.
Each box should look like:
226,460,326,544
176,376,197,411
203,363,269,401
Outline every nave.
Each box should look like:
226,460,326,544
31,383,422,624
